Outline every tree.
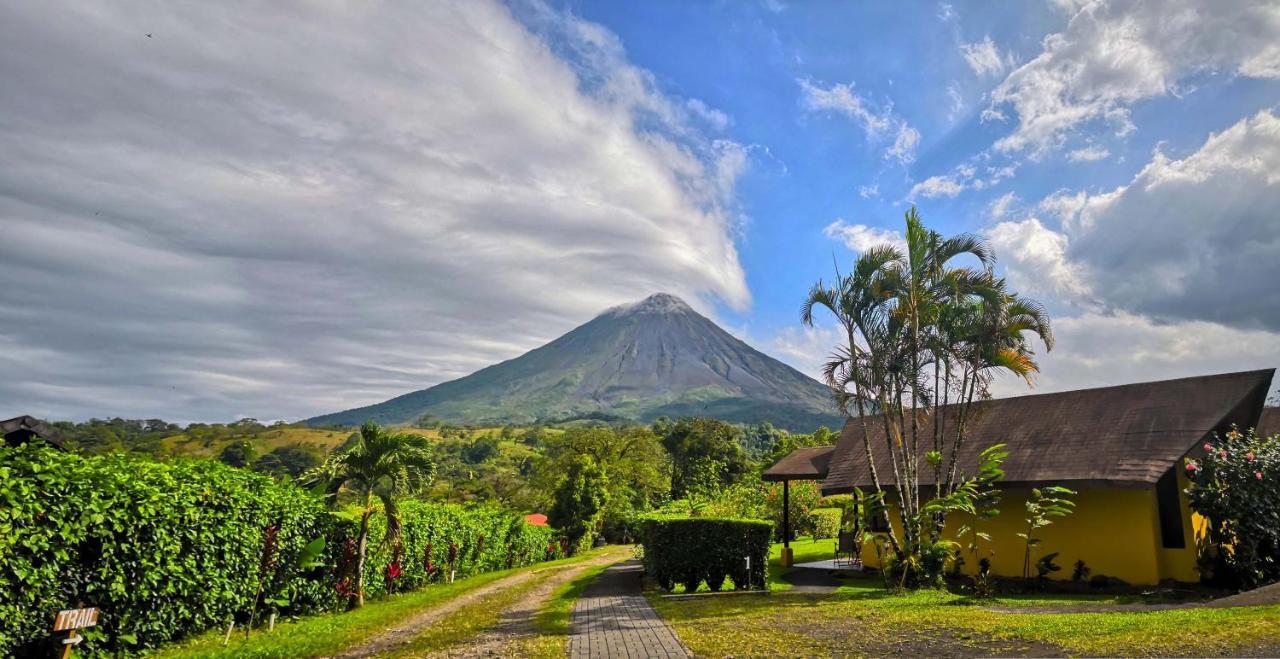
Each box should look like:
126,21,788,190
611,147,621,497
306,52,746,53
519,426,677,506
253,445,322,479
461,433,500,464
762,426,837,470
549,455,609,553
305,421,434,607
539,426,669,543
802,206,1053,586
743,422,788,460
658,417,751,499
218,440,256,468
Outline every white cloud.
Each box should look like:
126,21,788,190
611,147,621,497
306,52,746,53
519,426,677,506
762,325,844,382
908,164,975,199
946,84,966,122
0,1,753,421
887,123,922,164
990,310,1280,398
1067,145,1111,161
798,79,921,164
686,98,731,130
961,37,1016,78
822,220,907,253
986,217,1091,303
988,191,1019,220
937,3,956,22
909,175,966,199
1062,110,1280,328
858,184,879,199
987,0,1280,156
987,109,1280,332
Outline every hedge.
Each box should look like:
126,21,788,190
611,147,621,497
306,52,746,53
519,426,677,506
332,500,558,601
638,515,771,592
0,445,557,656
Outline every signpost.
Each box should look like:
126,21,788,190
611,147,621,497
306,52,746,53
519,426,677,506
52,608,98,659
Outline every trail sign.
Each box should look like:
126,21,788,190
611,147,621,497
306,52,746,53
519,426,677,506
52,608,98,659
53,608,98,632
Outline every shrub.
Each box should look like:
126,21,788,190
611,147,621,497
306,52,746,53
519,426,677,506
331,501,557,601
0,445,556,656
638,515,771,592
1185,426,1280,588
810,508,842,539
0,445,332,656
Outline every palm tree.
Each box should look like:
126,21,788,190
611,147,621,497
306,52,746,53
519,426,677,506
802,207,1052,583
306,421,434,607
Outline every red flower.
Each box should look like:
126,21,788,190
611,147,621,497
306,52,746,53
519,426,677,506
386,561,402,580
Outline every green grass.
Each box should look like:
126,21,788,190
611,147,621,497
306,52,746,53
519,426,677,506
649,539,1280,657
153,548,620,658
768,535,835,591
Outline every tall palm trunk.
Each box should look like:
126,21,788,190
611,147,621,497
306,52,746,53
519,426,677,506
355,492,372,608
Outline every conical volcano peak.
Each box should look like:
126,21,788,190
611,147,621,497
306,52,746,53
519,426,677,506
306,291,841,431
602,292,695,317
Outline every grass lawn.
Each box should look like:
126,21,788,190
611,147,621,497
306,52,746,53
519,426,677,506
649,538,1280,657
154,547,619,658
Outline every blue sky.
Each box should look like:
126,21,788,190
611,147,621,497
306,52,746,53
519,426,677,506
1,0,1278,421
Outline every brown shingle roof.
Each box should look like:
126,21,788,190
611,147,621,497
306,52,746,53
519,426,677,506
762,445,835,481
820,369,1274,493
1257,408,1280,439
1,415,66,450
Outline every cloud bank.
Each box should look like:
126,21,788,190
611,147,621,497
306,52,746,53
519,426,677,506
0,1,751,422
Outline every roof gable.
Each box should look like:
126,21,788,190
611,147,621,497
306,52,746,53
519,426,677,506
821,369,1274,493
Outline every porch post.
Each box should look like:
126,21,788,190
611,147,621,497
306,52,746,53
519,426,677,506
781,479,793,567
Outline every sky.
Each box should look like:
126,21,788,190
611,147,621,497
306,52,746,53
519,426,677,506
2,0,1279,423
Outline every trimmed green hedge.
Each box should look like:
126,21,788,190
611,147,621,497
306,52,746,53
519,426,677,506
810,507,842,539
638,515,771,592
0,445,557,656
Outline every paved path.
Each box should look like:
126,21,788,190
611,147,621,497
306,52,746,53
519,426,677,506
568,560,689,659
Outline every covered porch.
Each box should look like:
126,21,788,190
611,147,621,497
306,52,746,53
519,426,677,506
761,445,835,567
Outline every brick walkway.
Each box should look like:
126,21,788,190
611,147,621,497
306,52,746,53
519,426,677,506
568,560,689,659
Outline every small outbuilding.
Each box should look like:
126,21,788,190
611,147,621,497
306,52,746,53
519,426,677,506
1,415,67,450
764,369,1275,585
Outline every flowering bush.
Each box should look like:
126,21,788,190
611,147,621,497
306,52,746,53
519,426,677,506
1185,426,1280,588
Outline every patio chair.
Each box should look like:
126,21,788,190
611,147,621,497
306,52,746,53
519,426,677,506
834,530,862,568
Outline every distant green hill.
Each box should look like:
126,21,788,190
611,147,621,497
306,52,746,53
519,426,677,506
306,293,842,432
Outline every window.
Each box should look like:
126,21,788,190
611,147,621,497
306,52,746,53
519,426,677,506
1156,467,1186,549
867,508,890,533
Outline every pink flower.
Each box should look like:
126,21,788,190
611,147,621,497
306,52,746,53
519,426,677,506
1220,449,1228,459
1247,452,1255,462
1186,461,1199,472
1204,443,1213,451
1257,472,1264,481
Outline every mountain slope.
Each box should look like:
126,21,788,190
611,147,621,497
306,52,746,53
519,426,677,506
305,293,842,431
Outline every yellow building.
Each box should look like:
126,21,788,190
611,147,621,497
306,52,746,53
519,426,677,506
764,369,1275,585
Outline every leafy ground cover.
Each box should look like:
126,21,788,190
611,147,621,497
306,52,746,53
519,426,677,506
154,547,620,658
649,538,1280,657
